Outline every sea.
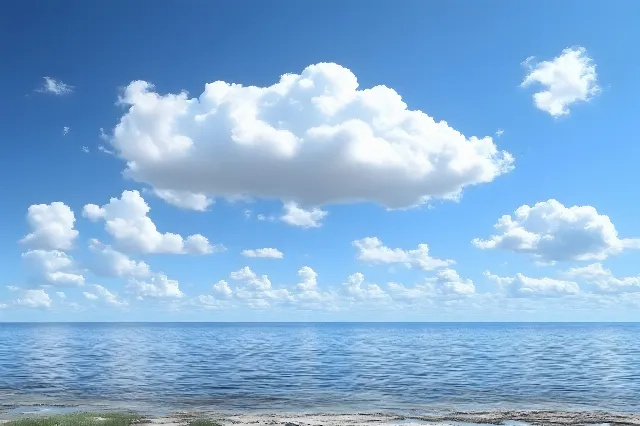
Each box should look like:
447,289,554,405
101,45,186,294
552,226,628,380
1,322,640,419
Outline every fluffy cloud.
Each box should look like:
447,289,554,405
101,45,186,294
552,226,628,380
83,284,127,307
473,199,640,262
230,266,294,307
88,239,150,278
83,190,218,254
281,202,327,228
152,189,213,211
212,280,233,298
128,273,184,299
429,268,476,296
353,237,454,270
63,126,70,136
38,77,73,95
566,263,640,293
16,289,52,308
22,250,85,287
241,248,284,259
485,271,579,297
521,47,599,117
343,273,390,301
106,62,513,210
387,269,475,301
20,202,78,251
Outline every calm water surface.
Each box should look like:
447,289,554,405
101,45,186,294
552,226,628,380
1,323,639,413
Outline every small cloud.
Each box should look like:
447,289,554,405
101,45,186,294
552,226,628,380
82,146,90,153
521,47,599,117
495,129,504,137
241,248,284,259
98,145,114,155
99,128,108,141
244,209,252,219
37,77,73,95
281,202,327,228
63,126,70,136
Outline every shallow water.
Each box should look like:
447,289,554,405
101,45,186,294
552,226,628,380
1,323,640,414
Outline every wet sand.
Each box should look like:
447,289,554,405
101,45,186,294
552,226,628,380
4,409,640,426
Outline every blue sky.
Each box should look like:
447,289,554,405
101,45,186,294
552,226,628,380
2,0,640,321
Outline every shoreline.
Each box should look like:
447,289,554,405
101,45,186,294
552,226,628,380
2,408,640,426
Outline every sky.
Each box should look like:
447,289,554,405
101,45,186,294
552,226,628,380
2,0,640,321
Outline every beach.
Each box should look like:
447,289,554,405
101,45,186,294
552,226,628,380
3,408,640,426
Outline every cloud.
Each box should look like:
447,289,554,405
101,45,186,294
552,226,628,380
107,62,513,210
473,199,640,262
83,190,217,254
342,273,390,302
485,271,579,297
38,77,73,95
15,289,52,308
565,263,640,293
241,248,284,259
212,280,233,298
152,189,213,211
428,268,476,295
98,145,114,155
88,239,150,278
22,250,85,287
83,284,127,306
229,266,294,307
353,237,454,270
6,286,20,292
495,129,504,137
56,292,66,299
63,126,70,136
82,146,90,153
281,202,327,228
20,202,79,251
128,273,184,299
521,47,599,117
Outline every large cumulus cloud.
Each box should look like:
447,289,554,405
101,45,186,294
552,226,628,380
108,63,513,209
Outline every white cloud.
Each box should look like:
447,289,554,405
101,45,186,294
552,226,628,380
473,199,640,262
343,273,390,301
82,190,216,254
38,77,73,95
83,292,98,300
88,239,150,278
428,268,476,296
241,248,284,259
6,285,20,292
98,145,114,155
20,202,79,251
128,273,184,299
22,250,85,287
16,289,52,308
63,126,70,136
230,266,294,307
566,263,640,293
83,284,127,306
495,129,504,137
56,292,66,299
82,146,90,153
353,237,454,270
281,202,327,228
107,63,513,210
485,271,579,297
257,213,275,222
521,47,599,117
153,189,213,211
212,280,233,298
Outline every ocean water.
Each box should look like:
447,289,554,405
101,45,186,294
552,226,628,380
1,323,640,414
